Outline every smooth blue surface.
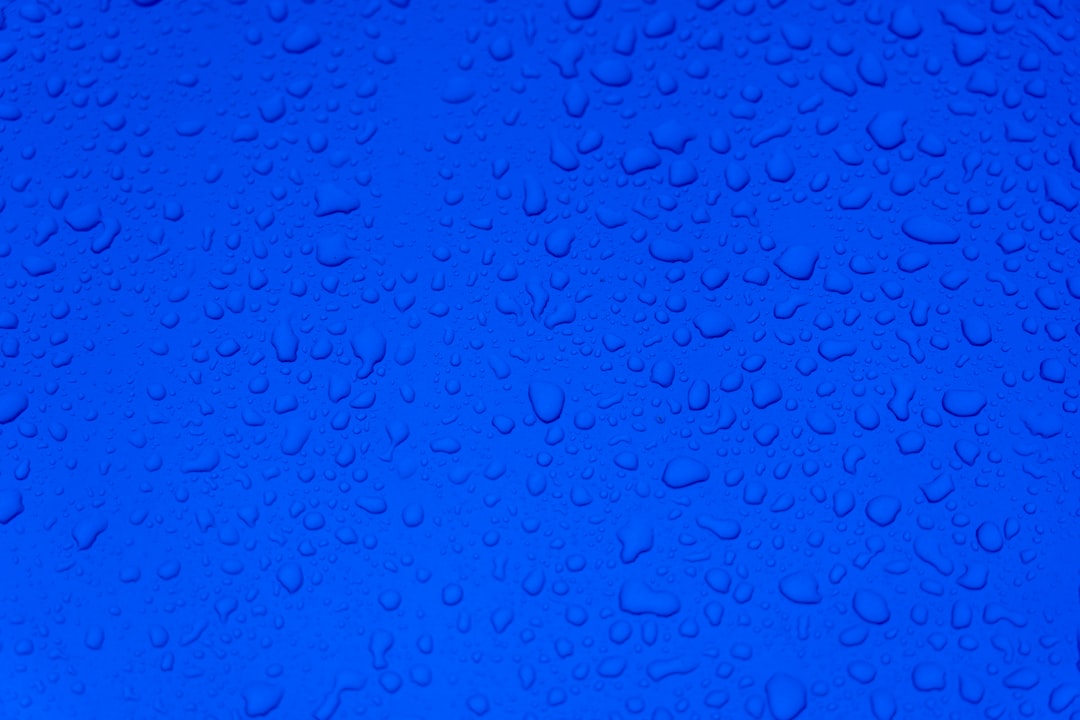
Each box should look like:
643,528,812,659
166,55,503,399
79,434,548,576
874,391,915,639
0,0,1078,718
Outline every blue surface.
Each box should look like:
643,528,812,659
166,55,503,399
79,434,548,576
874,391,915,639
0,0,1078,718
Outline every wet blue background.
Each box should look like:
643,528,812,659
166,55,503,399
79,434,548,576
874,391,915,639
0,0,1078,718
